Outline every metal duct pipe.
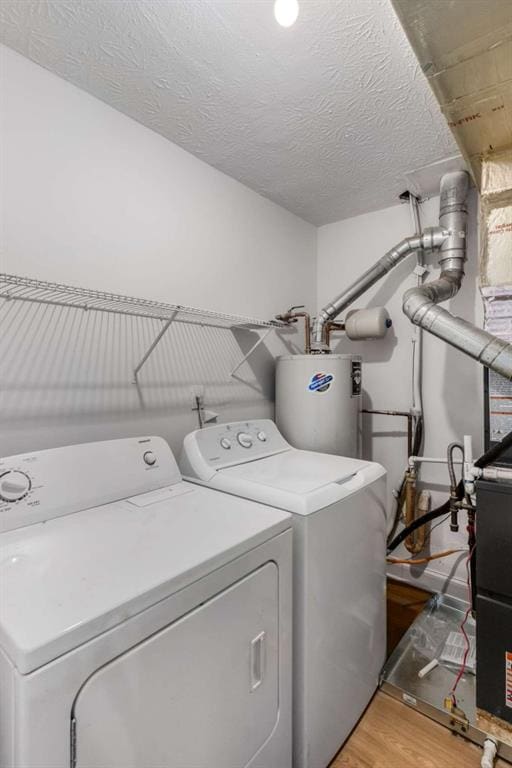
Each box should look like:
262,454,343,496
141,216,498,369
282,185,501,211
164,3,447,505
311,170,512,379
403,171,512,380
311,227,446,352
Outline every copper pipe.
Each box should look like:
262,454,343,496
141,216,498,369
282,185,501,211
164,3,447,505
404,469,418,553
324,321,345,350
361,408,413,461
402,472,429,555
275,307,311,354
387,548,464,565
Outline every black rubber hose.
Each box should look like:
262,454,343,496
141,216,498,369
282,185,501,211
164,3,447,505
387,428,512,554
474,428,512,468
387,498,453,553
412,415,424,456
386,477,406,546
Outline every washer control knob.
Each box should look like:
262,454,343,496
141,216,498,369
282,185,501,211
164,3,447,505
257,431,267,442
237,432,253,448
220,438,232,450
0,471,31,502
143,451,157,466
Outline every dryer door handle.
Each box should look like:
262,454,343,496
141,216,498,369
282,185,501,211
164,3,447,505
250,631,265,691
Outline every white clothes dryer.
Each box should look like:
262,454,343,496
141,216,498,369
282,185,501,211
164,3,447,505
0,436,292,768
181,419,387,768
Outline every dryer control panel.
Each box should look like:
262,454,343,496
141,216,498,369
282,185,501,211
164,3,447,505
180,420,290,480
0,436,180,533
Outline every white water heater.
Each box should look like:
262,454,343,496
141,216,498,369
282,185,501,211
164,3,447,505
275,354,361,457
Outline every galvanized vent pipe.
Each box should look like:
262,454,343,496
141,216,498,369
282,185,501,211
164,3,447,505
310,230,444,352
403,172,512,379
311,171,512,381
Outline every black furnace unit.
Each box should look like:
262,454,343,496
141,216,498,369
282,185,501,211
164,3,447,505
476,478,512,725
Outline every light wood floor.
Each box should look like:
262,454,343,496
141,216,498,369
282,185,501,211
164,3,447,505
330,692,510,768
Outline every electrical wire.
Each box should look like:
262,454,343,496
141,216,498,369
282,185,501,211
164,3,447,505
448,544,476,707
423,512,451,549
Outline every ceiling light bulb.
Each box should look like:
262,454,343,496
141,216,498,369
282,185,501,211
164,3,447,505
274,0,299,27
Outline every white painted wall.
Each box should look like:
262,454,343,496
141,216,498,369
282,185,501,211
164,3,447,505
0,45,316,457
0,44,485,599
317,190,483,598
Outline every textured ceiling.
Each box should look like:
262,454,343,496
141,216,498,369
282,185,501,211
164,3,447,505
392,0,512,188
0,0,458,225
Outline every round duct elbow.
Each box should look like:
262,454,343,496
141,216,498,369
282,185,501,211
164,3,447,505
402,287,430,324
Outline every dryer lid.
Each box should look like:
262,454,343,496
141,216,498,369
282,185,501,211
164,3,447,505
0,483,290,674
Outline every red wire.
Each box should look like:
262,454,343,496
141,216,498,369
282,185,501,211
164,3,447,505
449,543,476,706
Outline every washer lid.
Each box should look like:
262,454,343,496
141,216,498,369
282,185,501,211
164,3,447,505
222,450,363,493
216,450,386,515
0,483,290,674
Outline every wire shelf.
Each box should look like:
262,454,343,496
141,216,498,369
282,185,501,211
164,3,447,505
0,273,283,330
0,273,284,382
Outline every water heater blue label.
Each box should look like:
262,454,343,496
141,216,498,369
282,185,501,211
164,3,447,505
308,372,334,393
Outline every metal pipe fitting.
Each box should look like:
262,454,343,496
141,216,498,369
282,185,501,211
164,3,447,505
311,229,444,352
275,306,312,354
447,442,464,532
311,170,512,379
362,408,413,460
403,171,512,380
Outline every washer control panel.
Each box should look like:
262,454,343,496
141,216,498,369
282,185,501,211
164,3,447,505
0,436,180,533
181,419,290,475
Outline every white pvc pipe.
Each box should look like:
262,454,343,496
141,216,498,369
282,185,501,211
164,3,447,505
409,193,424,419
409,455,463,468
418,658,439,678
481,738,498,768
482,466,512,482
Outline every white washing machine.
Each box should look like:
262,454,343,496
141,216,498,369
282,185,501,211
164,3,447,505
0,436,293,768
181,419,387,768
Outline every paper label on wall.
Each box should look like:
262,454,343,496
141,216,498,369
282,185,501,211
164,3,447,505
507,651,512,709
488,370,512,442
481,284,512,441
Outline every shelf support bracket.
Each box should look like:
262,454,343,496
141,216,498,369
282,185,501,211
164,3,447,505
230,328,273,377
133,312,177,383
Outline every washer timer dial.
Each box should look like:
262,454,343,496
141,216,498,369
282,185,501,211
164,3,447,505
237,432,253,448
143,451,157,466
0,470,31,502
